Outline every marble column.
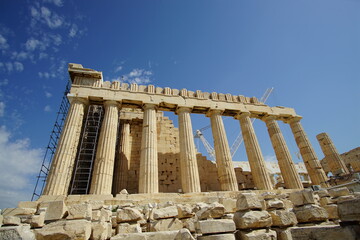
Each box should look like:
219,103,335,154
289,118,329,187
236,112,273,190
209,109,238,191
316,133,349,175
90,101,119,194
139,103,159,193
113,120,131,194
263,115,303,189
177,107,201,193
43,97,87,195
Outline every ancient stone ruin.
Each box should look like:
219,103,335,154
0,63,359,239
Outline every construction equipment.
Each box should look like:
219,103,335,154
194,88,274,160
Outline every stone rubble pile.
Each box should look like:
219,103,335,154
0,188,359,239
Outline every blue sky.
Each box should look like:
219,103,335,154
0,0,359,208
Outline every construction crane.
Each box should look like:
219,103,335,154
194,87,274,161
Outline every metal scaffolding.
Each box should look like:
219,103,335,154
69,105,104,195
31,81,71,201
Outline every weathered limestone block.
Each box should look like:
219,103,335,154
67,203,92,220
0,214,3,227
269,210,297,227
338,198,360,222
30,211,45,228
3,216,21,226
92,210,101,221
196,202,225,220
323,204,339,220
319,197,333,206
88,200,105,210
111,229,194,240
266,200,284,210
111,216,117,228
117,223,142,233
198,233,235,240
0,226,35,240
149,218,183,232
316,189,330,198
44,200,67,221
117,207,143,223
100,208,112,222
34,219,91,240
235,229,277,240
237,193,262,211
287,225,360,240
182,218,196,232
2,208,36,217
91,221,112,240
328,187,350,198
195,219,235,234
293,204,328,223
18,201,39,209
289,189,315,207
220,198,237,213
233,210,272,229
177,204,194,219
153,206,178,219
333,195,356,204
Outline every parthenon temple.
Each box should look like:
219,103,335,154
43,63,330,197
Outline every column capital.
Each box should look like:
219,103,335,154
175,106,192,115
205,108,224,117
142,103,158,110
261,114,277,122
286,116,302,124
234,111,251,120
104,100,119,107
68,96,88,105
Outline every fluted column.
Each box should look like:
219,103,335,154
209,109,238,191
289,118,329,187
90,101,119,194
236,112,273,190
177,107,201,193
317,133,349,175
139,103,158,193
43,97,87,195
263,115,303,189
113,120,131,193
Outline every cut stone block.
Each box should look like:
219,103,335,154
153,206,178,219
117,207,143,223
44,201,67,221
177,204,194,218
197,233,235,240
236,193,262,211
293,204,328,223
3,216,21,226
338,198,360,222
91,221,112,240
319,197,333,206
266,200,284,210
233,210,272,229
0,225,35,240
269,210,297,227
117,223,142,234
67,203,92,220
328,187,350,198
195,202,225,220
34,219,91,240
288,225,360,240
2,208,36,217
235,229,277,240
30,211,45,228
289,189,314,207
315,189,330,198
195,219,235,234
111,229,194,240
324,204,339,220
219,198,237,213
149,218,183,232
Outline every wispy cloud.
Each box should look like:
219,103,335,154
120,68,153,84
43,0,64,7
0,102,5,117
114,65,123,73
44,105,52,112
0,126,43,208
0,34,9,50
45,91,52,98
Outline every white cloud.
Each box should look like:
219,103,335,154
14,62,24,72
5,62,13,72
264,155,277,162
69,24,78,38
44,105,51,112
113,68,153,85
45,91,52,98
114,65,123,72
44,0,64,7
0,126,43,208
41,7,63,29
12,51,31,61
0,79,8,86
25,38,41,51
0,102,5,117
0,34,9,50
